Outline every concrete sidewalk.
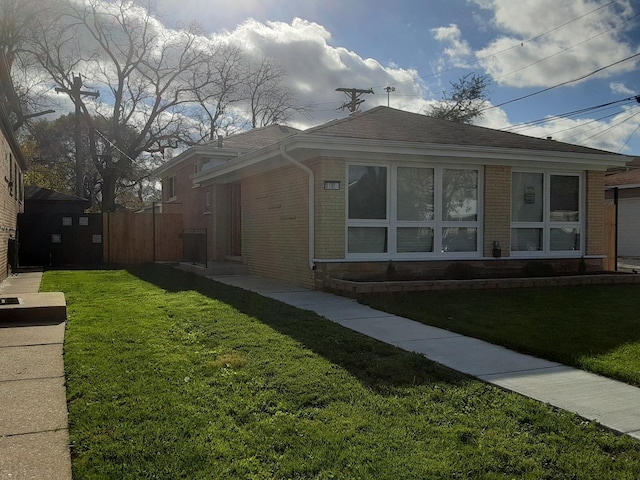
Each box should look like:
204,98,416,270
0,272,72,480
211,274,640,441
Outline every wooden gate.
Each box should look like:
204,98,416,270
103,212,183,264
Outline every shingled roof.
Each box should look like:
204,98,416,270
306,106,619,156
605,169,640,187
212,124,301,151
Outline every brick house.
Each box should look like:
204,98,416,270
156,107,629,289
0,56,25,282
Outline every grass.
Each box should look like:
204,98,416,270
42,265,640,479
359,285,640,387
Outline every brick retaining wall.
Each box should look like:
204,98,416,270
325,274,640,298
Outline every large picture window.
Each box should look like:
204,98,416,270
511,171,582,254
347,163,481,257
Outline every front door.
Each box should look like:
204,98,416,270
228,183,241,257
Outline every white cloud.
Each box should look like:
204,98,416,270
501,106,640,153
470,0,640,88
431,24,472,67
214,17,427,127
610,82,636,96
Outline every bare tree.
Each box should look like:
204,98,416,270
428,73,490,124
28,0,226,211
0,0,56,131
244,57,309,128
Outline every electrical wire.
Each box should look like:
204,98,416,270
481,51,640,113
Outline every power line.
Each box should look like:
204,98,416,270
504,95,640,132
482,51,640,112
370,0,619,90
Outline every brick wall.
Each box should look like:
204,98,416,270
311,157,345,259
483,165,511,258
586,170,605,257
242,163,314,287
0,133,23,282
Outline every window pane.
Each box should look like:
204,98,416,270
348,227,388,253
348,166,387,219
397,227,433,253
511,228,543,251
442,169,477,221
512,172,543,222
442,227,477,252
397,167,434,221
551,175,579,222
550,228,580,251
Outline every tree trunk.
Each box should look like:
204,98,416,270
102,172,118,212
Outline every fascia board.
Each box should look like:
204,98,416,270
287,135,630,170
605,183,640,190
192,134,631,184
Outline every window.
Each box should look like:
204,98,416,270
346,163,481,257
166,175,176,200
511,171,582,254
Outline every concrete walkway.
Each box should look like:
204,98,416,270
0,272,72,480
210,274,640,441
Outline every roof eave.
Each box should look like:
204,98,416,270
194,134,630,183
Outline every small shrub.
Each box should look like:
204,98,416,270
522,261,555,278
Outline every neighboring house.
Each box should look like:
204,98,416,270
156,107,630,289
0,56,25,282
605,158,640,257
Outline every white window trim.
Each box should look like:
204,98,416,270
510,169,584,257
345,161,484,260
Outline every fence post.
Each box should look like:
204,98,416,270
152,202,156,263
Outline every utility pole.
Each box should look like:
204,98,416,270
384,86,395,107
56,75,99,198
336,87,374,113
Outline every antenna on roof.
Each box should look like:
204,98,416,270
336,87,374,113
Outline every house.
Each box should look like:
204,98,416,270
605,158,640,258
0,55,26,282
155,107,630,289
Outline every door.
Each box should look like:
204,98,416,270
228,183,241,257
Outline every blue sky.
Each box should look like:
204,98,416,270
144,1,640,155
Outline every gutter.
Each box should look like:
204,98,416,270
280,144,315,270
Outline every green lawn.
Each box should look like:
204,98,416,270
359,285,640,387
42,266,640,479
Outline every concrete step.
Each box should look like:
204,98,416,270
0,293,67,323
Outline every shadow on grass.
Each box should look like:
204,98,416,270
127,264,466,393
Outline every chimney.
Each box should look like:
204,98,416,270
217,135,224,147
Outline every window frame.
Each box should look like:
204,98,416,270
166,175,177,201
510,169,584,256
345,161,483,260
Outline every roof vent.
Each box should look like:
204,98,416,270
546,136,553,140
217,135,224,148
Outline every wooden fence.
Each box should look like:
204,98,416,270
103,212,183,264
603,204,616,271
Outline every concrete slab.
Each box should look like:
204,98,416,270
0,322,66,347
263,290,358,307
0,430,72,480
0,344,64,382
0,377,68,436
0,272,43,295
303,301,395,321
481,367,640,435
394,335,563,376
336,315,464,343
0,292,67,323
209,275,308,294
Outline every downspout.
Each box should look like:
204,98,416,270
280,145,315,270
